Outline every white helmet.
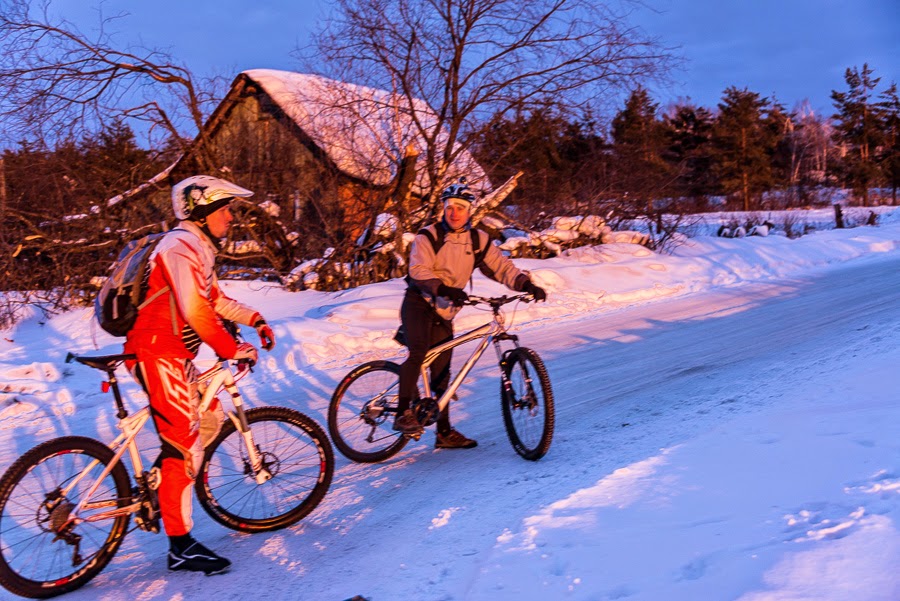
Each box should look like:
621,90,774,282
171,175,254,221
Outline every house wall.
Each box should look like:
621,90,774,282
172,89,387,258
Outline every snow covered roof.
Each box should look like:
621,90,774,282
241,69,489,194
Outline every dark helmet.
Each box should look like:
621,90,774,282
440,177,476,205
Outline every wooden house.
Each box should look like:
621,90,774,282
166,69,488,256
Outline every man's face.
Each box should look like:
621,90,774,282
444,198,472,230
205,203,234,239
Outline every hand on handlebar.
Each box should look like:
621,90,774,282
437,284,469,307
522,280,547,302
233,342,259,367
254,318,275,351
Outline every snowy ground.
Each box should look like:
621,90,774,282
2,212,900,600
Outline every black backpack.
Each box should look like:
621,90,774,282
94,233,170,337
417,223,488,268
397,225,491,345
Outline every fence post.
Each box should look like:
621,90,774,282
833,203,844,229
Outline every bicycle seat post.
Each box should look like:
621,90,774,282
105,368,129,420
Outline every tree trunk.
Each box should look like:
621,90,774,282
742,172,750,212
0,157,6,218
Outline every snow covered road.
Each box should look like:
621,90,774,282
2,232,900,600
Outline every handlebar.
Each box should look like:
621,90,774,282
463,293,533,310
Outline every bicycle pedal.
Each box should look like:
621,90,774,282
146,467,161,491
405,431,423,441
134,515,160,534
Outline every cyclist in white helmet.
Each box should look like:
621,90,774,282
125,175,276,575
394,178,546,448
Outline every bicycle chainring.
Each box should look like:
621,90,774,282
414,397,439,427
135,473,161,533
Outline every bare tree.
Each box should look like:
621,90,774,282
782,101,833,206
0,0,235,325
301,0,674,227
0,0,222,166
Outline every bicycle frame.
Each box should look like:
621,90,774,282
418,296,522,415
63,358,269,528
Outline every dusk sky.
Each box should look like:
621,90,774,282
51,0,899,117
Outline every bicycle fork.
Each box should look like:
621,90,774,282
495,339,516,403
222,380,272,485
495,337,537,413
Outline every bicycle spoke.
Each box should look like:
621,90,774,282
0,437,131,598
328,361,409,463
501,348,554,461
197,407,333,532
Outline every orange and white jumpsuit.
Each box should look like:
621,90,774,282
124,220,261,536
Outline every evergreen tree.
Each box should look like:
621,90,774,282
764,101,795,195
878,82,900,204
76,120,161,215
474,105,607,223
712,87,777,211
830,64,885,205
4,122,164,223
610,87,671,213
663,102,716,203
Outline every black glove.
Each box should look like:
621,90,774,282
437,284,469,307
523,280,547,302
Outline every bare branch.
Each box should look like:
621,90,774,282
0,0,216,152
301,0,675,213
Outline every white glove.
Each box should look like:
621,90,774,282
233,342,259,366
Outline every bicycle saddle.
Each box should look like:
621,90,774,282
65,352,136,371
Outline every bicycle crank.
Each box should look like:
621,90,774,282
414,397,439,427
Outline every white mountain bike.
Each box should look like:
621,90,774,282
0,349,334,599
328,294,554,462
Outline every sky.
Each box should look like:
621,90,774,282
2,206,900,600
48,0,899,117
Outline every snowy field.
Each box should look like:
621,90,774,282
2,211,900,600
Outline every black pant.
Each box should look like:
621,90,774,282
398,289,455,433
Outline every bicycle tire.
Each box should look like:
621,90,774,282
0,436,132,599
197,406,333,533
328,360,408,463
500,348,555,461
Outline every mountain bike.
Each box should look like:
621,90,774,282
328,294,554,463
0,349,334,599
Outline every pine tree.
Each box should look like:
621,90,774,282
764,101,795,195
878,82,900,204
712,87,777,211
474,105,607,223
611,87,671,214
830,64,885,205
663,102,715,202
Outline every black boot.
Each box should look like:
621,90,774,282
168,534,231,575
435,429,478,449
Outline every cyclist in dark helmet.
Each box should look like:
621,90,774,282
394,177,546,449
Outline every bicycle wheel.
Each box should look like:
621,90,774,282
0,436,132,599
328,360,408,463
197,406,333,533
500,348,555,461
